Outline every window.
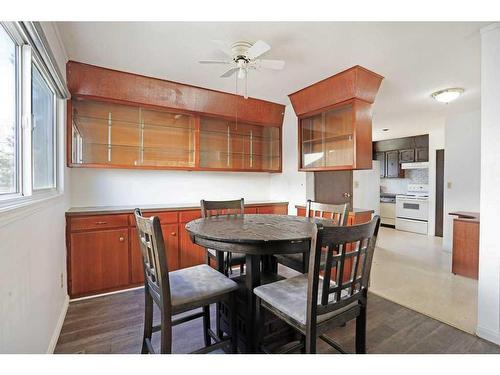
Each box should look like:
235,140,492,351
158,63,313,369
0,22,66,209
0,25,18,196
32,63,56,190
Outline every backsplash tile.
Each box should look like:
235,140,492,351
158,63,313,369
380,168,428,194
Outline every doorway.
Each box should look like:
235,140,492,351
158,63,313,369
435,149,445,237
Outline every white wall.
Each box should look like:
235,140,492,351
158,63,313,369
269,105,308,214
70,169,272,207
353,161,381,216
0,22,69,353
477,23,500,346
442,110,481,251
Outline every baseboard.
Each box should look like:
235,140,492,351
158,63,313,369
476,325,500,346
47,294,69,353
70,285,144,302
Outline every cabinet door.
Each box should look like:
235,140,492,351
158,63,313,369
257,205,288,215
70,229,130,296
415,147,429,162
385,151,401,178
399,149,415,163
375,152,385,177
130,224,179,284
179,225,206,268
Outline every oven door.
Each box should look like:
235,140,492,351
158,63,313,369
396,197,429,221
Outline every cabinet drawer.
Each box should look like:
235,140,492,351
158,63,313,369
70,214,129,231
179,210,202,223
129,211,178,226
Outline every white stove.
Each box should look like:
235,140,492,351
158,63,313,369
395,184,429,234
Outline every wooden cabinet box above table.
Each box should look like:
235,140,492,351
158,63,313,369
66,201,288,299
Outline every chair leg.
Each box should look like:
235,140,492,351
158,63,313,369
240,263,245,274
160,309,172,354
216,302,224,339
255,297,263,352
305,323,317,354
229,293,238,353
141,289,153,354
355,304,367,354
203,305,211,347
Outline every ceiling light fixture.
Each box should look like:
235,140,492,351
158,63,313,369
431,88,464,103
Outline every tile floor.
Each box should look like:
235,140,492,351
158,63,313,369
370,226,478,334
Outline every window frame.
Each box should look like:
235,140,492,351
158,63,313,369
0,21,62,212
31,55,58,194
0,24,23,201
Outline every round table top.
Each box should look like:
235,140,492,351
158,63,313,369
185,214,334,244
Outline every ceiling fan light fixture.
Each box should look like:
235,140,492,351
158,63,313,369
431,88,464,103
238,67,246,80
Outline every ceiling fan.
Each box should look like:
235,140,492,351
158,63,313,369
199,40,285,98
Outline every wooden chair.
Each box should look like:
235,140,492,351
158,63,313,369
255,216,381,354
201,199,246,276
134,209,238,354
274,200,349,273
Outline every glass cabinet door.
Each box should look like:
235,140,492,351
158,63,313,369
300,103,353,169
71,99,195,168
199,117,280,171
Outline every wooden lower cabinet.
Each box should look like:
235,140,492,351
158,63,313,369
69,228,130,297
66,202,288,298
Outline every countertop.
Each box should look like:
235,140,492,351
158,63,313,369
449,211,480,223
66,200,289,216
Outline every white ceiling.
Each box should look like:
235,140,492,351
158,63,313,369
56,22,487,139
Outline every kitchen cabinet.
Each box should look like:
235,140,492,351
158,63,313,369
450,212,479,279
399,149,415,163
67,61,284,173
385,150,403,178
66,201,289,298
69,229,130,296
375,152,385,178
289,66,383,171
415,147,429,162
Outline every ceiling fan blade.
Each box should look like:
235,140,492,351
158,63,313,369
199,59,231,64
257,59,285,70
211,40,233,57
246,40,271,60
220,67,239,78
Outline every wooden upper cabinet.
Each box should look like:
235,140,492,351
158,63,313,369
289,66,383,171
67,61,284,172
199,116,281,172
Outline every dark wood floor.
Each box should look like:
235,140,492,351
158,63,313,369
54,287,500,354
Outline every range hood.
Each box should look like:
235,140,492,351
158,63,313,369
401,162,429,170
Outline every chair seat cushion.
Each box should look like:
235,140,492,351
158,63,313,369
254,274,357,328
207,249,246,265
170,264,238,313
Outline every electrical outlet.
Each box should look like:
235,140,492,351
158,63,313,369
60,273,64,288
447,182,452,189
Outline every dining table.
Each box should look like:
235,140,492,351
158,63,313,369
185,213,334,353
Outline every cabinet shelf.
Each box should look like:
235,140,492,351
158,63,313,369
75,114,194,132
302,133,353,144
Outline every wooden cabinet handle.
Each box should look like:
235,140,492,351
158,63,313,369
119,236,125,242
171,232,177,236
95,221,107,225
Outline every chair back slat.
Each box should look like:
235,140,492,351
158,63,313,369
305,200,348,226
201,198,245,218
134,208,172,313
306,216,381,325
